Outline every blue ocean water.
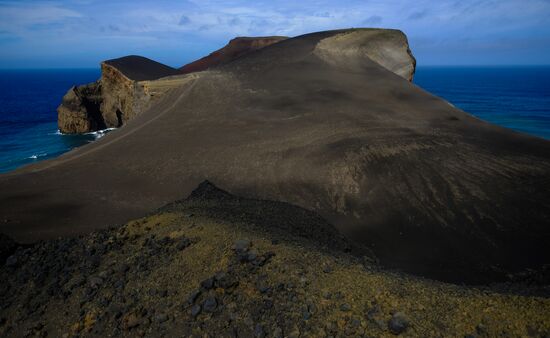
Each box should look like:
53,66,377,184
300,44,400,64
0,66,549,173
414,66,550,139
0,69,100,173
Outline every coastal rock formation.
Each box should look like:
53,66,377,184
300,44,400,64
57,32,416,134
57,56,180,134
57,82,103,133
3,29,550,284
57,38,288,134
179,36,288,74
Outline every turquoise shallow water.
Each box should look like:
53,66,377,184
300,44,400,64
0,66,549,173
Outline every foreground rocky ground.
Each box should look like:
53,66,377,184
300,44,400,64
1,182,549,337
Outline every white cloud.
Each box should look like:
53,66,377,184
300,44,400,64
0,1,82,34
1,0,550,67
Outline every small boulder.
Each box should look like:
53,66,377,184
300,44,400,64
202,297,217,312
233,239,251,252
190,304,201,318
5,255,18,268
340,303,351,312
154,313,168,323
176,238,191,250
122,313,141,330
200,277,215,290
187,289,201,305
388,312,409,335
88,277,103,288
254,323,265,338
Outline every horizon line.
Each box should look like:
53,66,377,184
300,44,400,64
2,64,550,71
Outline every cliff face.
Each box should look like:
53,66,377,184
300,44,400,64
98,62,149,128
179,36,288,74
313,29,416,81
57,56,180,134
57,82,104,133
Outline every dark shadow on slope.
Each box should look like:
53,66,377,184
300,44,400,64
160,180,371,258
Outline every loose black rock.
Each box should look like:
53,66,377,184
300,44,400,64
340,303,351,312
388,312,409,335
190,305,201,318
202,297,217,312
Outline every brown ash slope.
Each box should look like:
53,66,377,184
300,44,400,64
102,55,181,81
179,36,288,74
1,182,548,337
1,28,550,284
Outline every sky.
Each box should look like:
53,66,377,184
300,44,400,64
0,0,549,68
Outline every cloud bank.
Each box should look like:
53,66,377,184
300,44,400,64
0,0,549,67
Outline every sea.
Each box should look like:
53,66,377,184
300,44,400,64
0,66,549,173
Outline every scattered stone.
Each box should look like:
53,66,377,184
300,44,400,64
201,277,215,290
350,318,361,328
323,265,332,273
247,251,258,262
476,323,488,336
190,305,201,318
88,277,103,288
322,291,331,300
5,255,18,268
340,303,351,312
254,323,265,338
187,289,201,304
273,327,283,338
202,297,217,312
215,272,238,289
388,312,409,335
117,264,130,273
176,238,191,250
233,240,251,252
302,310,312,320
122,313,141,330
257,284,270,294
154,313,168,323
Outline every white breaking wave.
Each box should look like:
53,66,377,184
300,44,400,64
84,128,117,140
28,153,48,159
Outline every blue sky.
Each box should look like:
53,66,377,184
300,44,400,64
0,0,549,68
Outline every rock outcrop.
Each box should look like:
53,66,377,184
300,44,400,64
179,36,288,74
57,82,104,133
313,29,416,81
57,56,180,134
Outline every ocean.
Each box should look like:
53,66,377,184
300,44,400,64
0,69,100,173
0,66,549,173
